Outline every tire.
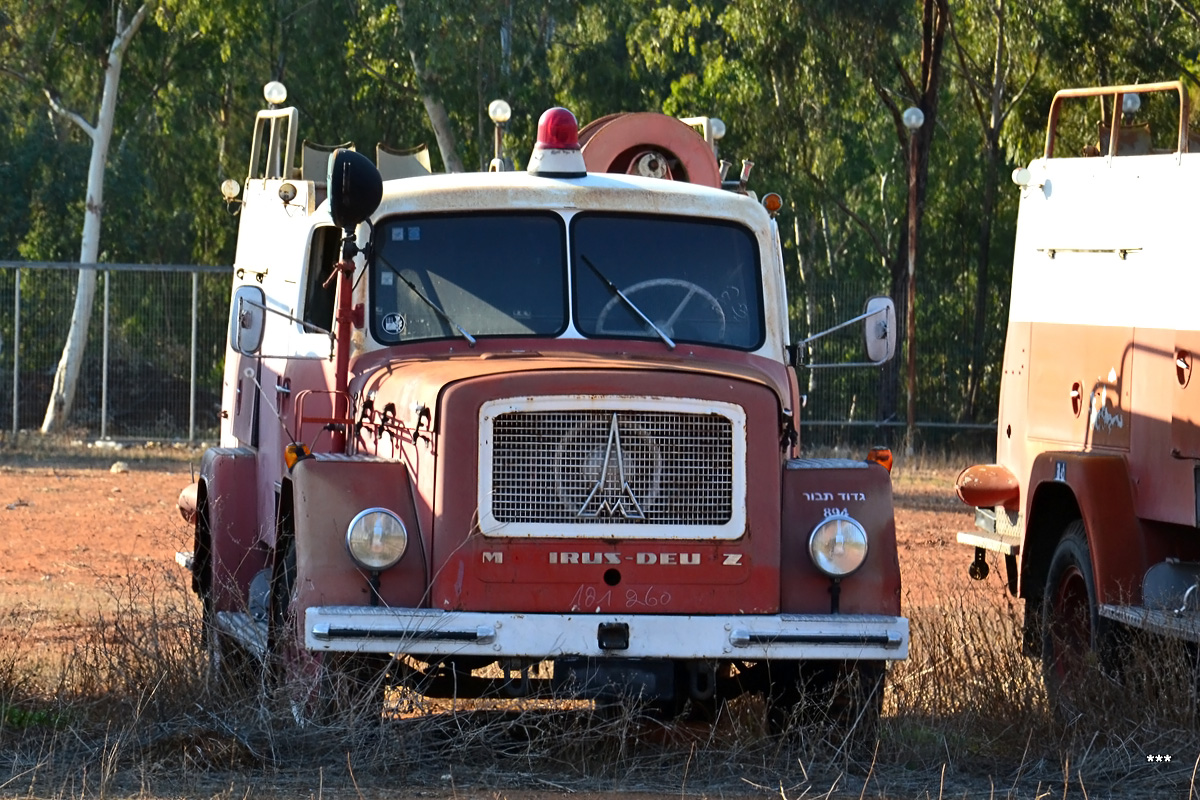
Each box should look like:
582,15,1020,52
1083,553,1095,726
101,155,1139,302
1041,521,1115,708
765,660,884,745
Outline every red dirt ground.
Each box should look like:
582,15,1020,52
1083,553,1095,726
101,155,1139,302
0,459,196,648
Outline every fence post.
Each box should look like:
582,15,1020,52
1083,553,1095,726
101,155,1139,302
11,268,19,435
190,270,198,443
101,269,110,440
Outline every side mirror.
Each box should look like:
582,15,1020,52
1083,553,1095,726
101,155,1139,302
231,285,266,355
328,149,383,231
863,296,896,364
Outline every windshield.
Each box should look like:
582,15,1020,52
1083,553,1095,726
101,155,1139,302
371,212,568,344
571,214,764,350
368,210,764,350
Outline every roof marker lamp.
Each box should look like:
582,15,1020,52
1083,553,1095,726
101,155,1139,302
346,508,408,571
1122,91,1142,121
867,446,893,472
284,442,311,470
263,81,287,107
527,107,586,178
762,192,783,217
488,99,512,171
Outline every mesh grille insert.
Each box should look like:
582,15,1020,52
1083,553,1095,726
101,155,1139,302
490,410,735,525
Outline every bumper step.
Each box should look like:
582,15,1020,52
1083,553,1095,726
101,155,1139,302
306,608,909,661
1099,603,1200,643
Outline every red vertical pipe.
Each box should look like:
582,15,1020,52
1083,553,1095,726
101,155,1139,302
331,258,354,452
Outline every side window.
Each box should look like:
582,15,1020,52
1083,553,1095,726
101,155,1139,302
303,227,341,331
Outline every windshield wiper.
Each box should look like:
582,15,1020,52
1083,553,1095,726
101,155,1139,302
579,254,675,350
377,256,476,347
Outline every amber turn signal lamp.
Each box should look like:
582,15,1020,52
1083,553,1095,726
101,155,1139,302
867,446,893,472
761,192,783,217
284,442,311,470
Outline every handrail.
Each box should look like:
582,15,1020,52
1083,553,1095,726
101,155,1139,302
247,107,299,181
1043,80,1189,158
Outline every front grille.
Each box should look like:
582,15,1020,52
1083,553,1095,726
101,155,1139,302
488,407,736,526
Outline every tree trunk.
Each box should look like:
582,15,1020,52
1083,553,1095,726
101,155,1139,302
41,4,148,433
410,48,465,174
397,0,465,173
965,132,999,421
878,0,949,440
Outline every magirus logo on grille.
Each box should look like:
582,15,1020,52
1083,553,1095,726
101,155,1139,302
576,413,646,519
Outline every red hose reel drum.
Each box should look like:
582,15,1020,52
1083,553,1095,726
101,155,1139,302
578,112,721,189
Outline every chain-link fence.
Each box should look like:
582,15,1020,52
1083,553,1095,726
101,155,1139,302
0,262,230,441
792,277,1000,453
0,263,999,450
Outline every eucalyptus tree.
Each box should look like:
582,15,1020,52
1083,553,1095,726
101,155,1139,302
614,0,953,424
948,0,1040,421
0,1,150,432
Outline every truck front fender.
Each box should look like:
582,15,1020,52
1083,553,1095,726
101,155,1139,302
1024,452,1146,606
290,456,427,625
198,447,267,612
780,460,901,616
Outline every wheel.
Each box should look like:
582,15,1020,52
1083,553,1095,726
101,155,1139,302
269,541,388,725
1041,521,1115,707
596,278,726,341
765,660,884,745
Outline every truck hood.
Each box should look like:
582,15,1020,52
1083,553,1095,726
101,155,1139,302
350,347,793,433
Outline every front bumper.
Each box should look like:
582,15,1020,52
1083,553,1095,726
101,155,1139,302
305,608,909,661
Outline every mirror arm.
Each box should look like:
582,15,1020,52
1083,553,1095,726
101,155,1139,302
238,295,335,338
793,306,892,369
236,295,336,359
804,356,891,369
795,307,882,347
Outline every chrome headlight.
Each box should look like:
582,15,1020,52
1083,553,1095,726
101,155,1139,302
346,508,408,571
808,515,869,577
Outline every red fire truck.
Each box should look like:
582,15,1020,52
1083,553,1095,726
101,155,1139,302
956,81,1200,694
178,89,907,727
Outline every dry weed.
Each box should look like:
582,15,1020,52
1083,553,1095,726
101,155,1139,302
0,543,1197,798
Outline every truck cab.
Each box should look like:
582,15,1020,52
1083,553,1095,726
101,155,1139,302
182,95,907,729
956,81,1200,698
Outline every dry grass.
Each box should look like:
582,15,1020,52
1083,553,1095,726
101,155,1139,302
0,563,1195,800
0,441,1196,798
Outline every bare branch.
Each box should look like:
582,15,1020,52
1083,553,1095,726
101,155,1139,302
873,77,910,149
947,11,988,133
892,56,920,103
43,88,96,139
1169,0,1200,26
997,49,1041,130
111,4,150,59
0,64,33,84
801,167,890,263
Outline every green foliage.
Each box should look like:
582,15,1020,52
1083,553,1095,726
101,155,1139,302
3,0,1200,430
